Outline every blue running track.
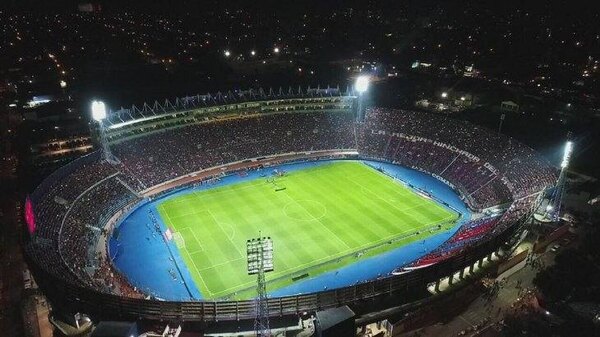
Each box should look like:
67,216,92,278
108,159,471,300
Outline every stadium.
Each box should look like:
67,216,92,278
23,84,558,333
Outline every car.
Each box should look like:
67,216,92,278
550,244,561,252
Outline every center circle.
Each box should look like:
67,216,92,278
283,200,327,221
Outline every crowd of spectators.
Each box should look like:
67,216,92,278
449,216,501,244
26,107,557,298
358,108,557,209
112,111,357,187
60,176,139,293
406,193,540,270
27,153,141,296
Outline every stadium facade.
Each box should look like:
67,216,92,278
24,86,557,328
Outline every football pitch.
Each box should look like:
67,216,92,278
157,161,459,299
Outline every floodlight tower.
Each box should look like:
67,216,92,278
355,75,370,121
247,234,274,337
91,100,119,165
547,140,573,221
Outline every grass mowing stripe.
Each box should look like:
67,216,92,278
157,161,459,299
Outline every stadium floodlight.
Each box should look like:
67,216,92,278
92,100,119,165
91,100,107,121
246,236,274,275
560,141,573,169
355,75,370,94
247,235,273,336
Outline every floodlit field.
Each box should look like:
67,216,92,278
158,161,458,299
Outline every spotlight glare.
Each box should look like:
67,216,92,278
560,141,573,169
91,101,106,121
355,75,370,94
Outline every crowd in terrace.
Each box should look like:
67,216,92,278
26,155,107,283
26,108,557,298
407,216,504,269
358,108,557,209
406,193,540,270
449,216,501,244
112,111,357,187
61,176,140,293
27,153,141,296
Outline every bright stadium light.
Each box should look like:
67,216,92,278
355,75,370,94
92,100,119,164
91,100,107,121
561,141,573,169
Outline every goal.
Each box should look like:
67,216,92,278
172,232,186,249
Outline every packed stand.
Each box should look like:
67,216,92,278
112,111,357,187
26,153,119,285
26,107,555,296
358,108,557,209
448,216,501,244
60,176,140,294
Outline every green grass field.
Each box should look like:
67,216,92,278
158,161,458,299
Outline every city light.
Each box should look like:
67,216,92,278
250,50,256,56
59,80,67,88
224,50,231,57
441,92,448,98
560,141,573,169
91,100,107,121
355,75,370,94
273,47,280,54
